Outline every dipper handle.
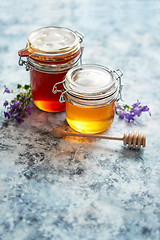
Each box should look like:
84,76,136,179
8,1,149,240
52,128,146,149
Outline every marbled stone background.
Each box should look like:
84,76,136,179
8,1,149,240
0,0,160,239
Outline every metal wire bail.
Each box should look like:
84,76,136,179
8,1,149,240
59,91,67,103
52,80,67,103
113,69,123,100
52,79,65,94
18,48,28,67
18,47,32,71
75,31,84,43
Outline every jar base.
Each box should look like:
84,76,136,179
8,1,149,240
33,100,65,112
66,117,113,134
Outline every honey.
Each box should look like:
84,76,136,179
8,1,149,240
66,101,115,133
30,68,66,112
55,64,123,134
18,26,83,112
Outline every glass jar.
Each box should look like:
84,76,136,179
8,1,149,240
18,26,83,112
53,64,123,134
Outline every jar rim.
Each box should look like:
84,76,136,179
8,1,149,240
27,26,82,60
63,64,119,100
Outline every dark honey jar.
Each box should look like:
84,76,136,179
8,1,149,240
18,26,83,112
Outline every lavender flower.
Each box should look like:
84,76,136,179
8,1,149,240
115,99,151,122
3,85,11,93
125,111,135,122
24,105,34,115
3,84,33,123
118,110,126,119
4,111,11,119
3,100,9,107
15,115,24,123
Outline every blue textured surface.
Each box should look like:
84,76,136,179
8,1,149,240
0,0,160,239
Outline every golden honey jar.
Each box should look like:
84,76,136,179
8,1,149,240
53,64,123,134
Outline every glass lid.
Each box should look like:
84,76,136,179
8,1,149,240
27,26,81,55
64,64,117,96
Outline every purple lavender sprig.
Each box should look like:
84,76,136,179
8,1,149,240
3,84,33,123
115,99,151,122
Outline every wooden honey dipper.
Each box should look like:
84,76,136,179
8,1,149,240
52,128,146,149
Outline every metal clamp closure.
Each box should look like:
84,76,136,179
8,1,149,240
75,31,84,43
52,80,67,103
19,48,27,66
52,79,65,94
113,69,123,100
18,48,31,71
59,91,67,103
